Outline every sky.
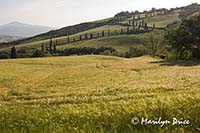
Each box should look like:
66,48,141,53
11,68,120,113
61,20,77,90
0,0,199,28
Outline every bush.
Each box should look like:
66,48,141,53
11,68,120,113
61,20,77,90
124,45,148,58
63,47,116,56
0,54,9,59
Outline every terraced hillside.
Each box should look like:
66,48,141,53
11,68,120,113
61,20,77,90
0,55,199,132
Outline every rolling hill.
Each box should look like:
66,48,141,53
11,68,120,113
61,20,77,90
0,21,54,37
0,3,199,56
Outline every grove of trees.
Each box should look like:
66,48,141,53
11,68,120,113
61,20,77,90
166,14,200,59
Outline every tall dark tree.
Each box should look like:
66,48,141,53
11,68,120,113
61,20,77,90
53,44,56,53
142,20,145,27
132,21,135,26
85,33,88,39
49,38,53,54
41,43,44,52
108,30,110,36
153,23,156,30
90,33,93,39
102,31,105,37
11,46,17,59
121,29,124,34
139,21,142,28
67,36,70,43
80,35,82,40
144,22,148,30
127,26,130,33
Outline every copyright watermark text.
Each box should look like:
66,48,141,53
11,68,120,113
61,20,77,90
131,117,190,127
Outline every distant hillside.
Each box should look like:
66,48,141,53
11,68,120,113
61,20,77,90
0,22,54,37
0,35,23,43
0,3,199,50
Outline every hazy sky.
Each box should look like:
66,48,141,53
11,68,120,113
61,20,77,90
0,0,199,28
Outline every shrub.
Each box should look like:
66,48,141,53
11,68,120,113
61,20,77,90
0,53,9,59
125,45,148,58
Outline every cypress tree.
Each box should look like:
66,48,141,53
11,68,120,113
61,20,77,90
145,22,148,30
102,31,105,37
153,23,155,30
139,21,142,28
80,35,82,40
90,33,93,39
67,36,70,43
49,38,53,54
121,29,123,34
132,21,135,26
11,46,17,59
41,43,44,52
129,21,131,26
85,33,88,39
142,20,145,27
127,26,130,33
108,30,110,36
53,44,56,53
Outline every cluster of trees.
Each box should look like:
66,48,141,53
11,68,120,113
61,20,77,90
1,44,116,59
62,47,116,56
166,14,200,59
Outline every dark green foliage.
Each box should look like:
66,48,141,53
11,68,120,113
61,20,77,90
0,53,9,59
127,26,130,33
120,29,123,34
102,31,105,37
125,45,148,58
166,14,200,59
90,33,93,39
41,43,44,52
139,21,142,27
64,47,116,56
31,50,49,57
142,20,145,27
67,36,70,43
144,22,148,30
10,46,17,59
85,34,88,39
97,33,100,37
153,23,155,29
53,44,56,53
108,30,110,36
49,38,53,54
132,21,135,26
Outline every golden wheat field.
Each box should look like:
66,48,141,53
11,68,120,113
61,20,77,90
0,55,199,132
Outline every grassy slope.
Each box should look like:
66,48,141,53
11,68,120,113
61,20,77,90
0,14,180,53
0,55,199,132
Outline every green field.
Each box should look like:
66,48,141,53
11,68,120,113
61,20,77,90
0,55,199,132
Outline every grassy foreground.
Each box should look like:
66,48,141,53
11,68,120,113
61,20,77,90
0,55,199,132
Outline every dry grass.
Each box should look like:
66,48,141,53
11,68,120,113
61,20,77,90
0,55,199,132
